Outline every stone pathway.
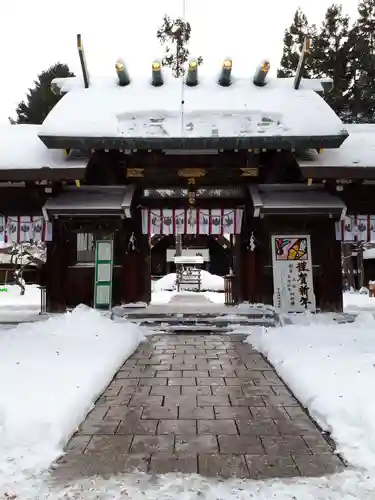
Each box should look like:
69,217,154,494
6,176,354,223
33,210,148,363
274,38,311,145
52,334,344,481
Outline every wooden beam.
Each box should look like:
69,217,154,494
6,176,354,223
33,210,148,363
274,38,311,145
294,37,311,90
77,34,90,88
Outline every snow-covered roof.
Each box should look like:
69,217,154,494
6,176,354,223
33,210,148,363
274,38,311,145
0,125,86,174
298,124,375,172
249,184,346,217
40,73,346,140
43,185,135,216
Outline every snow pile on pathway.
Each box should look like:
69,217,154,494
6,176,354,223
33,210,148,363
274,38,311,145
3,468,375,500
0,305,145,480
153,270,224,292
248,312,375,470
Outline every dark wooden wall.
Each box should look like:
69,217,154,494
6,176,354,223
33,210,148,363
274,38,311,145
45,215,151,312
240,215,343,312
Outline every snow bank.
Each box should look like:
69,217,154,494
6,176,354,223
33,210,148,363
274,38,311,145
0,284,40,309
0,305,144,479
2,468,375,500
343,290,375,312
248,314,375,470
153,270,224,292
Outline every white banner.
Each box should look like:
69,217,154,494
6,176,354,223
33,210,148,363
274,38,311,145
142,208,243,236
271,235,316,313
0,215,52,243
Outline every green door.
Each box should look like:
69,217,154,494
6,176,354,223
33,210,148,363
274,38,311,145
94,239,114,310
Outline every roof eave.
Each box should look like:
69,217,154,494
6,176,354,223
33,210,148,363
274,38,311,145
38,133,349,151
0,167,86,182
299,165,375,180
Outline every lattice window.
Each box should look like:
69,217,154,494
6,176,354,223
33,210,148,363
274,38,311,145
77,233,95,263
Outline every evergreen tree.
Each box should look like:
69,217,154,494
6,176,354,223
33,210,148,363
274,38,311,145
313,4,352,120
10,63,74,124
277,8,316,78
156,15,203,77
347,0,375,122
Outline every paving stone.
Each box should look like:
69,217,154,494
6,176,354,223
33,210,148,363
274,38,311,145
175,435,219,454
303,434,335,454
274,418,318,436
209,369,236,377
130,435,174,454
149,453,198,474
214,406,252,419
95,395,131,406
182,385,212,396
293,454,344,476
230,396,265,407
121,386,151,396
129,395,163,406
236,419,280,436
65,435,92,454
199,454,249,478
171,364,197,371
245,454,300,479
105,406,142,420
164,395,196,406
150,385,181,396
197,395,230,406
196,377,225,386
242,386,276,397
249,405,290,420
114,378,140,387
262,436,312,456
218,435,264,454
142,405,178,420
168,377,196,386
126,369,157,378
139,377,167,386
156,370,182,378
182,370,210,377
262,394,300,407
179,406,215,419
116,419,158,435
78,419,120,435
85,435,133,454
86,406,109,420
158,419,197,435
198,419,238,435
211,386,244,397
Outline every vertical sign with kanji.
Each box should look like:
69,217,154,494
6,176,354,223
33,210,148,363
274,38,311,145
271,235,316,313
94,239,114,310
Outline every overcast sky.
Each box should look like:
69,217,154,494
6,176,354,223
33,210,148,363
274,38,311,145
0,0,358,125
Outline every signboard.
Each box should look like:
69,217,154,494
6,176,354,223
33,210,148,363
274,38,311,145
166,248,210,262
271,235,316,313
94,239,114,310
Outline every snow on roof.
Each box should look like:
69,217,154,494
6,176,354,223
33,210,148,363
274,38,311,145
40,73,345,140
0,125,84,170
51,74,328,94
298,124,375,168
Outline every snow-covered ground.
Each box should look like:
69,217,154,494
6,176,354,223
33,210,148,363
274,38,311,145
343,289,375,313
0,305,144,487
249,312,375,471
3,282,375,497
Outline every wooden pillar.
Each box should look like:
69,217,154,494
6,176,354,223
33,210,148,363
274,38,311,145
45,219,68,312
315,220,343,312
232,234,242,303
121,213,151,305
